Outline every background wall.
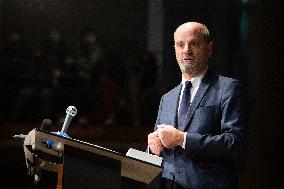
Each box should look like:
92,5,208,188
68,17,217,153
0,0,148,57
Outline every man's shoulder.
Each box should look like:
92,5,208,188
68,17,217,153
209,74,242,97
218,74,239,82
162,84,181,98
207,71,240,86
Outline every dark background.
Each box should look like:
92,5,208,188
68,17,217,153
0,0,283,188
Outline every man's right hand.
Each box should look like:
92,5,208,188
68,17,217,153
148,131,164,156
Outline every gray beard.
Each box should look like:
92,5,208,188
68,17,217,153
178,61,197,74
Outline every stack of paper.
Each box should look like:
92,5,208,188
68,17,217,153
126,148,163,166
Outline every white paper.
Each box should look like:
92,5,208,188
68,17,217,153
126,148,163,166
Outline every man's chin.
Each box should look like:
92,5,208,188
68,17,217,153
180,67,193,74
179,64,197,74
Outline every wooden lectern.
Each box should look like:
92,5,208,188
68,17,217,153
23,128,162,189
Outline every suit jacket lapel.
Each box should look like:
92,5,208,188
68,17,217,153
180,71,215,131
171,84,182,128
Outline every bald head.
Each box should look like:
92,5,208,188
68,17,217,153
173,22,213,78
174,22,211,44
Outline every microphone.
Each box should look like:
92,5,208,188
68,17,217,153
61,106,77,134
13,118,53,141
51,106,77,138
13,134,27,141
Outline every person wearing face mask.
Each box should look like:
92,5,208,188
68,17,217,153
147,22,248,189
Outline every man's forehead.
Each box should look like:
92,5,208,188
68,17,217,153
174,28,201,41
174,23,207,41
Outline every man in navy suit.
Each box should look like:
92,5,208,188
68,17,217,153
147,22,248,189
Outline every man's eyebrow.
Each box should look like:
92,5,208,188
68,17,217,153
175,41,183,44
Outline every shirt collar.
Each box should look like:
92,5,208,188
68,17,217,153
181,66,208,87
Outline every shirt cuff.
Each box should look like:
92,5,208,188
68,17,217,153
182,132,187,149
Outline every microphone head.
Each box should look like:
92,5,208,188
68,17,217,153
40,119,53,132
66,106,77,117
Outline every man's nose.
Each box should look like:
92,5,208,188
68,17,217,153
183,45,192,53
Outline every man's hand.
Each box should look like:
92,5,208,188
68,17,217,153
157,124,185,148
148,131,164,156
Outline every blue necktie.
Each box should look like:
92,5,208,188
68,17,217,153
178,81,192,129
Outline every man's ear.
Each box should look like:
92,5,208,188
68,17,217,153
207,42,213,57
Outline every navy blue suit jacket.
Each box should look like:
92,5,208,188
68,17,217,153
155,71,247,189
